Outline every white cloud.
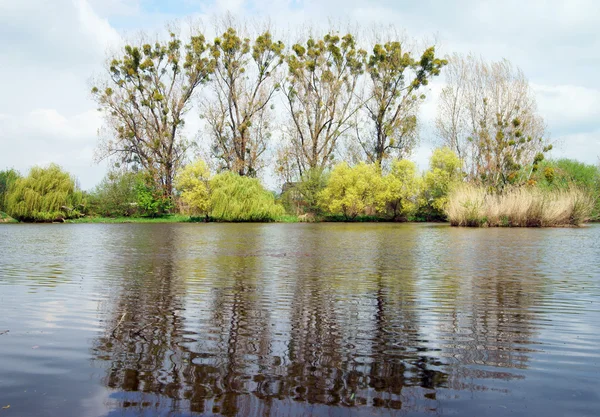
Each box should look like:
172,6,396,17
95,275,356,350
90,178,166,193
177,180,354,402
533,84,600,134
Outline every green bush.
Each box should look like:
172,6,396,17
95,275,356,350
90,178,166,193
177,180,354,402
209,172,284,221
174,160,211,218
534,159,600,220
0,168,21,212
318,162,384,220
380,159,421,220
88,170,139,217
5,164,84,222
419,147,463,221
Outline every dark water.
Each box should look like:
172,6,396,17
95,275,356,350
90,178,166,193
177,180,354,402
0,223,599,417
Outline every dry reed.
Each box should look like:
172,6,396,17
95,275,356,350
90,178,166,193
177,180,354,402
446,184,594,227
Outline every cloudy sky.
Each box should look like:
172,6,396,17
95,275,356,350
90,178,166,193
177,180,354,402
0,0,598,190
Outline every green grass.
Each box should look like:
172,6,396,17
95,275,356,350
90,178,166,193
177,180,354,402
0,211,17,223
275,214,300,223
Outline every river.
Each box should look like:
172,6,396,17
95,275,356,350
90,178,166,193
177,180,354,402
0,223,599,416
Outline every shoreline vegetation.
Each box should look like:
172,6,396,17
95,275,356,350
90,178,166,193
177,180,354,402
0,21,598,228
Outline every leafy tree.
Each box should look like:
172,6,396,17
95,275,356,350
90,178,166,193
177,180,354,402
5,164,84,222
380,159,421,220
175,159,211,218
134,172,173,217
88,169,139,217
0,168,20,212
436,54,549,190
209,172,284,221
91,29,214,200
318,162,383,220
421,147,463,220
205,26,284,176
280,32,366,179
359,43,446,164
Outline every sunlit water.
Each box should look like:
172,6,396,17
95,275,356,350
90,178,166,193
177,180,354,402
0,223,599,417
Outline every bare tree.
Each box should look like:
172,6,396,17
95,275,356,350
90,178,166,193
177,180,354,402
436,54,549,188
203,21,284,177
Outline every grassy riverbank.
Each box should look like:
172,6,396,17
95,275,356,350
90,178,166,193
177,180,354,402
64,214,409,224
0,211,17,223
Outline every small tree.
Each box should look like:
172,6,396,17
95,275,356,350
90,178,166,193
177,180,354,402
5,164,84,222
88,169,139,217
318,162,383,220
209,172,284,221
421,147,463,220
380,159,421,220
175,159,211,219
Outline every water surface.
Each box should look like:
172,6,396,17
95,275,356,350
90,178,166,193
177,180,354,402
0,223,599,416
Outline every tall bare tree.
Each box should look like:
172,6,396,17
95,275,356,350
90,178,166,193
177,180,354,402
92,29,213,199
359,42,446,165
279,32,366,179
436,54,549,188
203,24,284,177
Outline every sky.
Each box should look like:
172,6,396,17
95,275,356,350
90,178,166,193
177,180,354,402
0,0,598,190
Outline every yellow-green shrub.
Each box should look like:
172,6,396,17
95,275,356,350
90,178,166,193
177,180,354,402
209,172,284,222
175,160,211,218
380,159,421,220
319,162,384,219
5,164,84,222
421,147,463,220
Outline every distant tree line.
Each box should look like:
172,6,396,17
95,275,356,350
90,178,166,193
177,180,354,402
0,19,597,224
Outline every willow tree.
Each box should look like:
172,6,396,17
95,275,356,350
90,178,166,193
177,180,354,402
91,29,214,200
5,164,83,222
436,54,549,189
204,26,284,176
0,168,20,212
280,32,366,179
359,43,446,164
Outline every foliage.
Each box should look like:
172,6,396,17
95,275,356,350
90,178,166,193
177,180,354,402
88,169,139,217
280,32,366,178
533,158,600,220
205,26,284,176
0,168,21,212
4,164,84,222
293,168,329,214
360,43,446,164
209,172,284,221
380,159,421,220
420,147,463,220
446,184,593,227
134,172,173,217
92,29,214,199
318,162,384,220
175,159,211,217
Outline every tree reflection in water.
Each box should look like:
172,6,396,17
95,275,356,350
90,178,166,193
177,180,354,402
91,224,541,416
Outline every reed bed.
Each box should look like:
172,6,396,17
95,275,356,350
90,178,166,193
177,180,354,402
446,185,594,227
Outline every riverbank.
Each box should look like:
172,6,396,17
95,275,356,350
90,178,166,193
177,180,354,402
64,214,410,224
0,211,17,223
